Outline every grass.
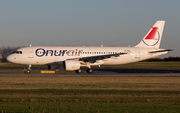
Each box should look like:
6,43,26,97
0,76,179,90
101,62,180,70
1,102,180,113
0,62,180,112
0,76,180,106
0,62,180,73
0,62,46,67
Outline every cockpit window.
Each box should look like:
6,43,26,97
13,51,22,54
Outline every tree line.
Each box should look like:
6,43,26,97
0,46,21,58
144,57,180,62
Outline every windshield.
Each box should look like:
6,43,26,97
13,51,22,54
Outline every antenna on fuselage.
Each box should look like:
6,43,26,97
30,44,32,47
101,44,103,47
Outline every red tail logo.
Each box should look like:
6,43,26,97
145,27,158,40
142,27,160,46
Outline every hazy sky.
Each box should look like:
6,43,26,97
0,0,180,57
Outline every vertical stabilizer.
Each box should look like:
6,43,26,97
135,20,165,48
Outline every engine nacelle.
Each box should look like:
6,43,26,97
47,62,64,71
63,60,81,71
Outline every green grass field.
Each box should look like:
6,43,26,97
0,62,180,112
0,62,180,73
0,76,180,112
101,61,180,70
1,103,180,113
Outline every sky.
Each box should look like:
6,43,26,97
0,0,180,57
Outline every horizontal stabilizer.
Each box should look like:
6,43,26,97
149,49,173,53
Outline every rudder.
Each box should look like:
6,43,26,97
135,20,165,48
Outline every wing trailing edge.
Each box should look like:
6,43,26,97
79,53,127,63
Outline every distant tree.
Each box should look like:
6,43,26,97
141,58,164,62
164,57,180,61
142,57,180,62
148,58,164,62
0,46,21,58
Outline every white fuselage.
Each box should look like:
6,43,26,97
6,46,167,66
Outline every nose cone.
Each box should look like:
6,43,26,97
6,54,22,64
6,54,14,63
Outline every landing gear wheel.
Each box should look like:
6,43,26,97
26,69,31,74
76,69,82,73
24,64,31,74
87,68,93,74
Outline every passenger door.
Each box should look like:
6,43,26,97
28,48,34,58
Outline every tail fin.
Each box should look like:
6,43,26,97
135,20,165,48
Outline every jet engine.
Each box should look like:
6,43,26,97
63,60,81,71
47,62,64,71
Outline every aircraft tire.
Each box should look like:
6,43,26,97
26,70,31,74
87,68,93,74
76,69,82,73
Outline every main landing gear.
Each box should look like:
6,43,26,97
75,68,93,74
87,68,93,73
76,69,82,73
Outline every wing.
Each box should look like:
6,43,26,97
48,53,127,70
78,53,127,63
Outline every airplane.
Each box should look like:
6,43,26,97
6,20,172,73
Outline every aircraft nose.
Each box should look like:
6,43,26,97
6,55,14,63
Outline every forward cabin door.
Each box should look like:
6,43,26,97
28,48,34,58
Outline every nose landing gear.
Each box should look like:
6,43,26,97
23,64,31,74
